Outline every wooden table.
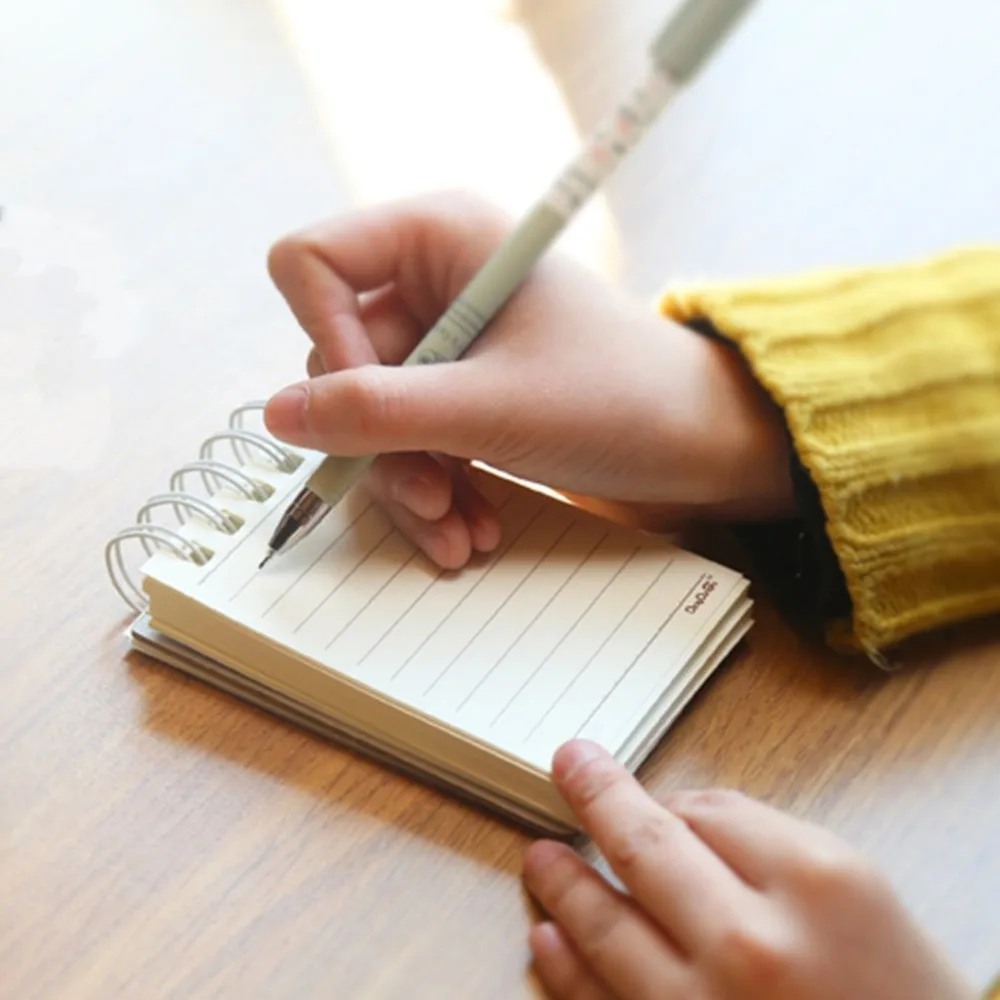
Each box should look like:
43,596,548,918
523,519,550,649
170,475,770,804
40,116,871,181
4,1,999,996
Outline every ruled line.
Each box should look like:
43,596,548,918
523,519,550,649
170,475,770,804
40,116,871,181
292,526,394,634
456,530,609,713
358,569,442,666
524,555,673,741
226,500,374,608
389,504,545,683
614,576,743,739
572,573,707,738
267,501,375,615
495,544,639,731
324,549,420,651
424,520,576,698
360,492,517,669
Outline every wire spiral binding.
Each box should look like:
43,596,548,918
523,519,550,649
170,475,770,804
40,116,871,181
105,402,302,613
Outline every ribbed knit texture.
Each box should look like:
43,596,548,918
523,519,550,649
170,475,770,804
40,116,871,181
661,248,1000,656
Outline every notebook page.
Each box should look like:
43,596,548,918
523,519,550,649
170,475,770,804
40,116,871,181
142,459,745,771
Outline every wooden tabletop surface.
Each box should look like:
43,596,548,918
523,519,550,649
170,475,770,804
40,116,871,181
3,1,999,996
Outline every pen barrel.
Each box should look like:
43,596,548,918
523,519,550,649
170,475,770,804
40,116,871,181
403,64,677,372
650,0,754,84
307,453,375,506
405,203,566,368
302,0,752,513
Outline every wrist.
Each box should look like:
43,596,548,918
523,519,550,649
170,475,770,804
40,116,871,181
677,329,796,521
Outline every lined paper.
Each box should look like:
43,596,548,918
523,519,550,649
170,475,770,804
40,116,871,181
144,461,743,769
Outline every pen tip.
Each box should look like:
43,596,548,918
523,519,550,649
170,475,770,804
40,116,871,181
258,551,274,570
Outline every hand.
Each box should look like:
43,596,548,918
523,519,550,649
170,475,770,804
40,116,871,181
522,741,974,1000
264,191,794,569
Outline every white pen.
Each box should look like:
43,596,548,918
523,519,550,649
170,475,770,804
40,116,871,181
260,0,755,568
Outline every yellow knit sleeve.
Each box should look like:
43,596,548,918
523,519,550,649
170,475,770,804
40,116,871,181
661,247,1000,659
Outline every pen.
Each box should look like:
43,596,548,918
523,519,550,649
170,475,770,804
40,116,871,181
260,0,754,568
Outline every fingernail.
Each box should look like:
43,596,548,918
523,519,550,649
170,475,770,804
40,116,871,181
522,840,567,879
470,514,501,553
529,922,561,958
552,740,606,783
265,383,309,438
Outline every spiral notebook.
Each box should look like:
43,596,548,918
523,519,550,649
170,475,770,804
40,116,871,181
106,403,752,834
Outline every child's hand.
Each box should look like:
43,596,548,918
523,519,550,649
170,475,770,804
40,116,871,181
523,741,974,1000
264,192,794,568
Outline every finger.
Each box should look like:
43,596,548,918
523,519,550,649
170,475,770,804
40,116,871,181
551,741,758,955
529,923,616,1000
273,193,507,321
268,193,507,369
306,348,324,378
305,287,424,381
523,840,688,1000
446,461,502,554
367,452,453,523
268,234,378,372
359,284,426,365
368,453,501,558
664,788,858,890
264,361,504,460
364,473,473,570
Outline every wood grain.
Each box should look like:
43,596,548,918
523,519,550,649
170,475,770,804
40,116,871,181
2,0,999,996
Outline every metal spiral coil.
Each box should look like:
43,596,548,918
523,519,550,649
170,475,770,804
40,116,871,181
105,402,303,612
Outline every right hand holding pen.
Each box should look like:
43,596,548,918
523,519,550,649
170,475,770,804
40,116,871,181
264,192,794,568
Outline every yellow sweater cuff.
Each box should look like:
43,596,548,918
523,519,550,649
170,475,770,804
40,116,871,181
661,247,1000,657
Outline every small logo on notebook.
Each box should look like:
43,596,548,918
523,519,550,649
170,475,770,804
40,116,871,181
684,574,718,615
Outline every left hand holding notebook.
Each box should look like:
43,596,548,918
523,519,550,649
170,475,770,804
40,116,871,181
524,740,975,1000
263,191,796,570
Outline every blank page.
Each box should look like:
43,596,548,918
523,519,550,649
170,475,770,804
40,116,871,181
141,457,745,770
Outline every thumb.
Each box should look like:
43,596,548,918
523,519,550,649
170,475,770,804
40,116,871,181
264,361,502,459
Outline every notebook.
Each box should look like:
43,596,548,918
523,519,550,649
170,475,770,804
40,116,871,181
106,402,753,834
